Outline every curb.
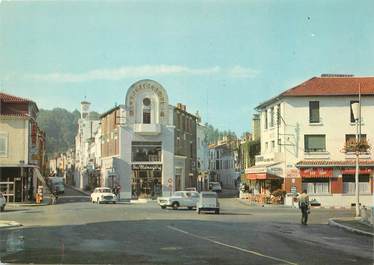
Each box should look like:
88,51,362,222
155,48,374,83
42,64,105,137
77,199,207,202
0,221,23,229
236,198,295,209
328,218,374,237
6,198,51,208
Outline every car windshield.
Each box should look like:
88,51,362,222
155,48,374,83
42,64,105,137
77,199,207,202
1,3,370,265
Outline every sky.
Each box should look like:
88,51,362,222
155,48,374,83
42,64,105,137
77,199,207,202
1,0,373,135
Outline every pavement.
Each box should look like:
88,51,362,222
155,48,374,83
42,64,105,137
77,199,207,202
0,220,22,229
0,185,372,264
329,217,374,237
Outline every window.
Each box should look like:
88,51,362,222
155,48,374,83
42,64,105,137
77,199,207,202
277,104,281,125
264,111,268,129
345,134,367,153
0,133,8,157
270,107,274,127
142,98,151,124
304,135,326,152
343,175,370,194
350,100,359,123
302,178,329,194
271,140,275,151
265,142,268,152
309,101,320,123
132,141,162,162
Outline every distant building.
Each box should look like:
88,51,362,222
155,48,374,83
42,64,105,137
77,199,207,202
0,92,46,202
252,114,261,141
209,136,241,188
248,75,374,207
196,114,209,191
74,101,100,190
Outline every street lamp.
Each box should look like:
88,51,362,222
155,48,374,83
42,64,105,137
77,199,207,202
351,101,361,218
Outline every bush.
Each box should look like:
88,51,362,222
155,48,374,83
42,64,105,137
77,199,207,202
272,189,286,198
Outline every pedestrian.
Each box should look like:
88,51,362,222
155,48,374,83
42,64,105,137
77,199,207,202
298,189,310,225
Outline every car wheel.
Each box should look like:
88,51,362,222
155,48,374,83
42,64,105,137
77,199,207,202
0,206,4,212
215,209,220,215
172,202,179,210
113,201,116,204
161,205,167,209
197,208,201,214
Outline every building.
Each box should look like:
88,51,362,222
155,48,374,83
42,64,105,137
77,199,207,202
74,101,100,190
97,79,199,199
196,113,209,191
209,136,241,188
173,103,197,190
0,92,46,202
247,75,374,207
48,148,75,184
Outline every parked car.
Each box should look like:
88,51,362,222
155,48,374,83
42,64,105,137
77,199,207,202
209,182,222,193
91,187,117,204
185,187,197,192
0,192,6,212
197,192,220,214
157,191,200,210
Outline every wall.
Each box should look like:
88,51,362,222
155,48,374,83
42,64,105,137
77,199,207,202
0,117,28,165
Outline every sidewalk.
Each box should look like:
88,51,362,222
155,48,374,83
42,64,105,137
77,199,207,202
329,217,374,237
6,196,51,208
0,220,22,229
236,198,295,208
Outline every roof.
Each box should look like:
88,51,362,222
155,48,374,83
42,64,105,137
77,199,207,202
100,106,120,119
0,92,34,103
296,160,374,168
256,76,374,109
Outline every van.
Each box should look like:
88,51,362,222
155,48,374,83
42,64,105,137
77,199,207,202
196,192,220,214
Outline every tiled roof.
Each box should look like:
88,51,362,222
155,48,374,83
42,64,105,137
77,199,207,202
296,160,374,168
283,77,374,97
256,76,374,109
0,92,33,103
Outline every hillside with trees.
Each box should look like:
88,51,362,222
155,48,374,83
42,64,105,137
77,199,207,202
204,123,237,144
37,108,100,156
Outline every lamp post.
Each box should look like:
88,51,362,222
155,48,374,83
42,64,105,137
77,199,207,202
351,100,361,217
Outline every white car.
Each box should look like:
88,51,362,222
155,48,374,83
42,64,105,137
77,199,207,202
157,191,200,210
0,192,6,212
197,192,220,214
91,187,117,204
209,182,222,193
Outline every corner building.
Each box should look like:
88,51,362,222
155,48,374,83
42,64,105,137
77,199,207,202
113,79,197,199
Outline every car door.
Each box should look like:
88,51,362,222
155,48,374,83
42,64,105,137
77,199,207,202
191,192,200,206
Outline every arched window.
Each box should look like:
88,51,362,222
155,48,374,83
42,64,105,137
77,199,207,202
143,98,151,124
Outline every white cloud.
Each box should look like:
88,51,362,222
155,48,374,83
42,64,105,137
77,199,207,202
26,65,258,82
227,66,260,78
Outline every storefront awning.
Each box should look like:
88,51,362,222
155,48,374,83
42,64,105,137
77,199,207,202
300,168,333,178
246,173,282,181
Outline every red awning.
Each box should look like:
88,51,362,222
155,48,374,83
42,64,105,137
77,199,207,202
246,173,281,181
341,168,373,175
300,168,333,178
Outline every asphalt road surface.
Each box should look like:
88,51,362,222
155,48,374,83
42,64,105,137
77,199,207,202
0,186,372,265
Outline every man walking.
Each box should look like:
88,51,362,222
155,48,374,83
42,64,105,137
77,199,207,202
298,190,310,225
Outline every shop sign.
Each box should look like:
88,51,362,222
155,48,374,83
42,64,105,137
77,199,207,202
341,168,373,175
287,169,299,178
300,168,333,178
132,164,162,171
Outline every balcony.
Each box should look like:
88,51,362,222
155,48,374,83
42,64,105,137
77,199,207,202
134,123,161,136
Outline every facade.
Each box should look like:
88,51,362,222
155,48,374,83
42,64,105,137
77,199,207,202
173,103,197,190
0,92,46,202
48,148,75,184
247,75,374,207
209,136,241,188
97,79,199,199
196,116,209,191
74,101,100,190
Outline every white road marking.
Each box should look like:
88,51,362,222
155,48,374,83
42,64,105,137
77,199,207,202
167,226,298,265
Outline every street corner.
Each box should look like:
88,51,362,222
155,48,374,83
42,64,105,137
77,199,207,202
0,220,23,229
328,217,374,237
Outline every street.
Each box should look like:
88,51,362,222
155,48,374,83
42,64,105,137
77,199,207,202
0,186,372,265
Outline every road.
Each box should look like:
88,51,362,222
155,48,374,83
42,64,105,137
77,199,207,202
0,186,372,265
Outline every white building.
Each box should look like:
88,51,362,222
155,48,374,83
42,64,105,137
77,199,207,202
247,75,374,207
100,79,199,200
209,136,240,188
196,115,209,190
74,101,100,190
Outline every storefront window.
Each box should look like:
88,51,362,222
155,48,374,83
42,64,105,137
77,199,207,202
132,142,161,162
302,178,329,194
343,175,370,194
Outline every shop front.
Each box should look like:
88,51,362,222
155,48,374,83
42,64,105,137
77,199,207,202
131,164,162,199
296,161,374,207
